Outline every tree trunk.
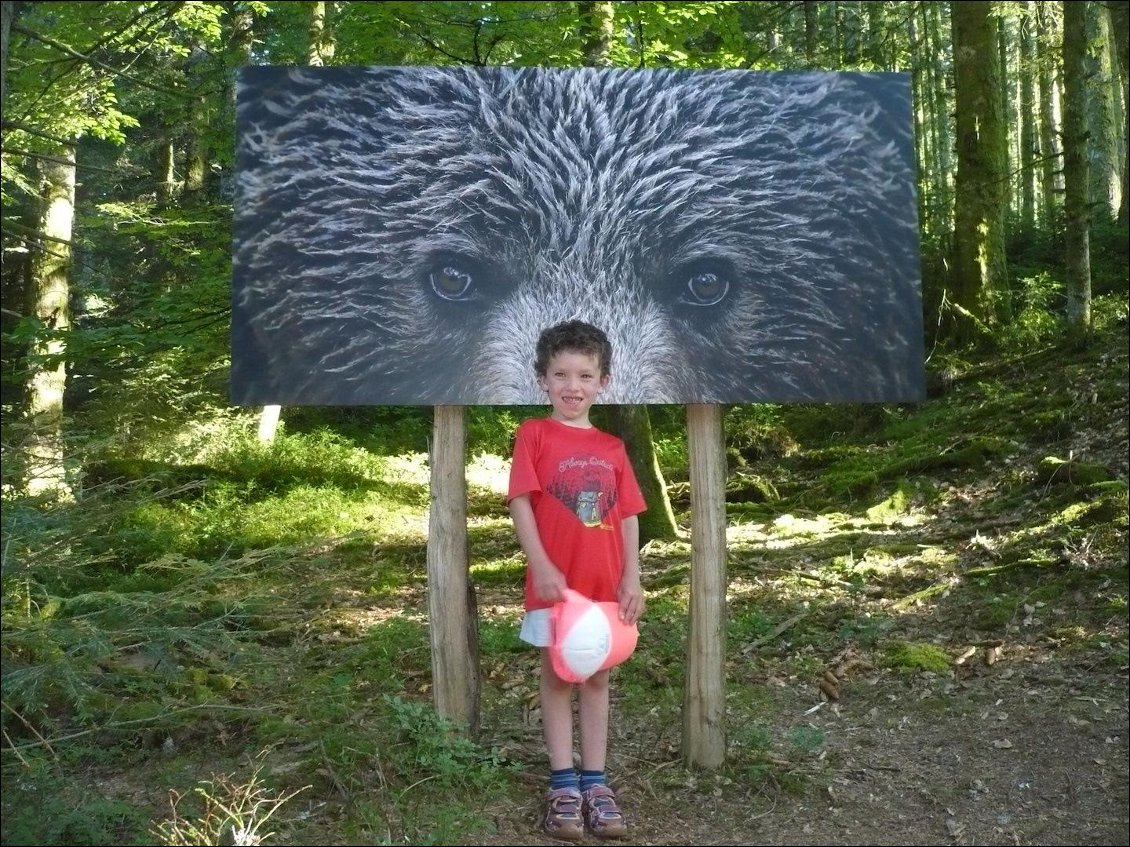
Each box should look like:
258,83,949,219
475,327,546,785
308,1,335,66
865,0,886,69
25,148,76,499
220,0,281,441
577,0,614,67
843,0,861,66
831,1,844,66
155,128,176,206
1085,1,1122,219
182,95,208,201
1,0,15,105
1062,0,1092,347
257,404,281,442
803,1,819,66
949,0,1010,344
1108,0,1129,226
927,2,954,243
1035,1,1063,226
257,1,337,442
256,3,340,445
1018,8,1037,229
907,9,931,239
604,406,679,545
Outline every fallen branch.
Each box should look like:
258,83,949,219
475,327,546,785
741,611,808,653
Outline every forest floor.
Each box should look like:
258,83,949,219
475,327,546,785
475,638,1128,846
2,312,1127,847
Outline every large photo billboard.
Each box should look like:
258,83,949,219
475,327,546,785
232,66,924,405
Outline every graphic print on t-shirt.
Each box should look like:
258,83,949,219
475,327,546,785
546,454,619,529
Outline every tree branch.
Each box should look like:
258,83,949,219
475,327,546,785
1,145,124,175
11,21,185,97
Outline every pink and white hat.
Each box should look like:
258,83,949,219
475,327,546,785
549,588,639,683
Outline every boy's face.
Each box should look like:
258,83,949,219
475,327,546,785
537,350,610,426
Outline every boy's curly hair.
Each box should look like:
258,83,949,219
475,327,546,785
534,320,613,378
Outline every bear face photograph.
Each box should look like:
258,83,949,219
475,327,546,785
231,65,924,406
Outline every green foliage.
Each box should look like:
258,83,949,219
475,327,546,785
2,764,150,846
338,1,584,67
3,2,228,194
383,694,513,789
468,405,541,457
615,1,757,69
998,271,1065,353
724,405,800,470
283,406,434,455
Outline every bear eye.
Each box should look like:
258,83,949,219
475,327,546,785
665,258,736,310
429,263,475,301
684,271,729,306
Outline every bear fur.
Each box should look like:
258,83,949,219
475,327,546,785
232,66,923,405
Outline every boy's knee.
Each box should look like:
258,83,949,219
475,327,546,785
581,670,611,692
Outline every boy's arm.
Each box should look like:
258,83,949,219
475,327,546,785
617,514,644,624
509,494,568,604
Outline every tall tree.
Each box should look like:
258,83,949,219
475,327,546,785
1,0,14,104
24,148,75,499
1018,5,1037,228
1109,0,1129,225
308,0,335,66
922,2,955,244
803,1,819,66
1034,1,1063,226
1062,0,1092,346
1084,1,1123,219
949,0,1010,343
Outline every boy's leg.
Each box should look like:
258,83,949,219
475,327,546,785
578,670,627,838
540,651,584,841
541,650,575,770
578,668,610,773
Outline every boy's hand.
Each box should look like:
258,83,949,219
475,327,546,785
617,578,644,625
530,560,568,604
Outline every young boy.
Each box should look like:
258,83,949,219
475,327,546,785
507,320,647,841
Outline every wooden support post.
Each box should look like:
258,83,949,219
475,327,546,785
426,405,480,733
683,403,727,768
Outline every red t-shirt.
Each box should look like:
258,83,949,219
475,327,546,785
508,417,647,611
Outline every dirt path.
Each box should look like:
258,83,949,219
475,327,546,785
471,651,1129,846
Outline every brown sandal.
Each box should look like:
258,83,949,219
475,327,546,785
543,787,584,842
582,784,628,839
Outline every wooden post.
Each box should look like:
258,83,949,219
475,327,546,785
683,403,727,768
426,405,480,733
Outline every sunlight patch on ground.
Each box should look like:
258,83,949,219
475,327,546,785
728,522,770,543
726,577,764,598
471,558,523,576
479,601,525,620
380,452,431,485
773,513,843,534
467,453,511,495
467,515,512,529
329,604,429,631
